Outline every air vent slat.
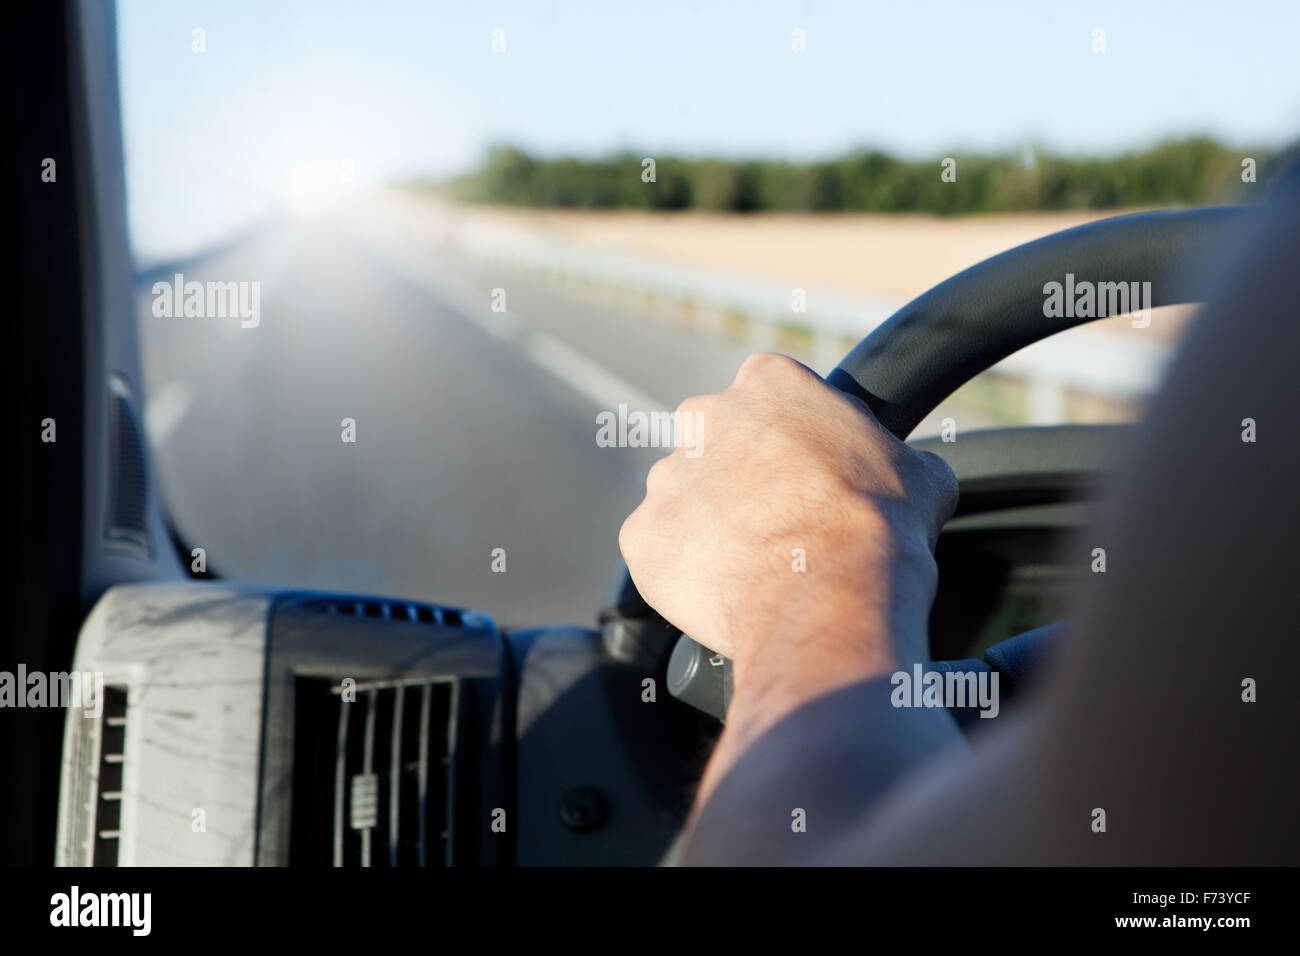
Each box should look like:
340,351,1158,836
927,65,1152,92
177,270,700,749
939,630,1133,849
359,689,378,866
388,685,404,867
332,691,351,867
417,683,431,867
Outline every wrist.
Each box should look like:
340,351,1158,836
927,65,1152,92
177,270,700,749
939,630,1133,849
729,605,895,729
691,615,896,818
684,515,944,820
722,535,939,745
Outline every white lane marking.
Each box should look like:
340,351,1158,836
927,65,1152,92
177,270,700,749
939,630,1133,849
144,380,193,446
357,229,671,414
361,230,526,342
525,332,668,415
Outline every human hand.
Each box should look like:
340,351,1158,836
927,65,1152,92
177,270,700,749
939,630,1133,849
619,353,957,775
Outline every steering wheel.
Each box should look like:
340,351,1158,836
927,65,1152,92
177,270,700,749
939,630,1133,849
612,206,1252,718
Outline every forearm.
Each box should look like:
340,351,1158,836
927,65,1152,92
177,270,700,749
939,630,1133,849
692,608,896,813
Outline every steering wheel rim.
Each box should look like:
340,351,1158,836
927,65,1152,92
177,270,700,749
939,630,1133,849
828,206,1251,439
628,206,1256,718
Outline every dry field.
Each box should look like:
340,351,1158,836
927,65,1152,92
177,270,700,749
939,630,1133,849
484,207,1128,299
424,203,1196,345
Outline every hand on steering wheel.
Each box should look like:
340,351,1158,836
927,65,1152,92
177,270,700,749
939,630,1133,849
624,206,1253,720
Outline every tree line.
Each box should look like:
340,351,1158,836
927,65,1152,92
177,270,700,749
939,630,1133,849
416,138,1288,214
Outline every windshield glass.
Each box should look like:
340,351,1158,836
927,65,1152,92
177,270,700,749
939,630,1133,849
117,0,1298,623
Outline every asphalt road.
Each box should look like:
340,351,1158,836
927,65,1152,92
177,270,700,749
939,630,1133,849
137,213,757,627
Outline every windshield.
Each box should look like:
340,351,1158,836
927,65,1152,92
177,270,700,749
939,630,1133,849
117,0,1298,623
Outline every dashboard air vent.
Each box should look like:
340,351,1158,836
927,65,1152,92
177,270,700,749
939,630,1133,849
290,677,455,866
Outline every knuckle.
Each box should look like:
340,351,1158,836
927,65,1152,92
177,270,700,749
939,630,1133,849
618,507,644,558
674,394,705,418
734,351,794,385
916,449,959,513
914,446,948,474
674,395,713,443
645,454,675,491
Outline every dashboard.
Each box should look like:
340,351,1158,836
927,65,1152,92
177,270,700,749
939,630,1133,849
55,425,1122,867
915,425,1118,660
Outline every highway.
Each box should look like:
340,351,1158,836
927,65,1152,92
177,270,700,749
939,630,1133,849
136,211,757,627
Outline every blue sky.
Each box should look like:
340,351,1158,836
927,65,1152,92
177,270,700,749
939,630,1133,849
117,0,1300,258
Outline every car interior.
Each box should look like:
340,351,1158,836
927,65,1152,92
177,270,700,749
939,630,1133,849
0,1,1276,870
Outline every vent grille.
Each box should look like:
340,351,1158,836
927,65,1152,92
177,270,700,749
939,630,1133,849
105,376,150,555
290,677,455,866
300,597,468,629
93,686,128,866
